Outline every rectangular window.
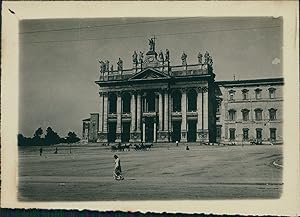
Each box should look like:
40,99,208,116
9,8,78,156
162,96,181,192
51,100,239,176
229,128,235,141
269,109,277,121
269,89,276,99
242,110,249,121
229,90,235,101
270,128,276,141
242,90,249,100
255,109,263,121
255,89,262,99
228,110,236,121
243,128,249,140
256,128,262,140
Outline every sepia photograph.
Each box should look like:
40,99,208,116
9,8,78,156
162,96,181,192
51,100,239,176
1,1,299,215
18,16,283,201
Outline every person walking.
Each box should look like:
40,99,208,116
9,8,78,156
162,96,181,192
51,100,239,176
113,155,124,180
39,147,43,156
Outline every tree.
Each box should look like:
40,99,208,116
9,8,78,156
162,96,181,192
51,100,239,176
66,131,80,144
44,127,61,145
34,127,43,138
32,127,44,145
18,134,26,146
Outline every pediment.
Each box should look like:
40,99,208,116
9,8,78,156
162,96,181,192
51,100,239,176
128,68,170,81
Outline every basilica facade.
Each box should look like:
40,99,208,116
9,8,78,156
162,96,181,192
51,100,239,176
82,39,283,145
83,39,217,143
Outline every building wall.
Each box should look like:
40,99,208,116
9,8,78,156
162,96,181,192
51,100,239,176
88,113,99,142
218,79,283,144
82,119,90,141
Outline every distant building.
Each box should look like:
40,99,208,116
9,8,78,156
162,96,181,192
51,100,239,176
82,39,283,145
216,78,283,144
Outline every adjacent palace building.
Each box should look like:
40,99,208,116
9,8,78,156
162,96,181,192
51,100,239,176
82,39,283,145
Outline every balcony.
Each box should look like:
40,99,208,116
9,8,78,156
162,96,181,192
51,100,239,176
142,112,157,117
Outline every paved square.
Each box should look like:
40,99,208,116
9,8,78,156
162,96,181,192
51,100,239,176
18,144,283,201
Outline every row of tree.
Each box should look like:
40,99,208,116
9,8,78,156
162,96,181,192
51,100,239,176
18,127,80,146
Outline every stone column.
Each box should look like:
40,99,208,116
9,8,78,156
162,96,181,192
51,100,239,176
134,92,142,142
137,93,141,132
169,91,173,141
142,122,146,142
116,92,122,142
181,88,187,142
158,91,163,131
97,92,108,143
130,93,136,131
130,92,137,142
196,87,203,142
154,121,157,142
99,92,103,133
203,87,209,130
164,91,169,132
198,86,209,143
103,93,108,133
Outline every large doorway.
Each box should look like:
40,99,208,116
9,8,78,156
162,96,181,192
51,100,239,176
121,122,130,142
145,119,154,142
108,122,116,142
187,120,197,142
172,121,181,142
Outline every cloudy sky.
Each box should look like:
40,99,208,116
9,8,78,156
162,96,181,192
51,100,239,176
19,17,282,137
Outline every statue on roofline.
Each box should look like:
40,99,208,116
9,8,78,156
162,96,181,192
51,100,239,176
105,60,110,72
198,52,203,64
159,50,164,62
204,51,210,64
208,56,213,66
132,51,138,64
99,60,105,73
181,51,187,65
110,65,114,72
139,51,144,64
117,58,123,71
165,49,170,62
148,38,155,52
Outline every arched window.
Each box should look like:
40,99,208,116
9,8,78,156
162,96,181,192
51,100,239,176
108,93,117,114
122,92,131,113
269,108,277,121
228,109,236,121
172,90,182,112
187,89,197,112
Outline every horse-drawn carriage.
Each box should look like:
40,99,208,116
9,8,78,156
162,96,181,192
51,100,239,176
110,142,153,151
134,143,153,151
111,143,131,152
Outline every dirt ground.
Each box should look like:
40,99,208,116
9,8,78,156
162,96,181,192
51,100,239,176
18,144,283,201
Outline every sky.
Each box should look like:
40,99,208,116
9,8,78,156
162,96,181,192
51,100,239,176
19,17,283,137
